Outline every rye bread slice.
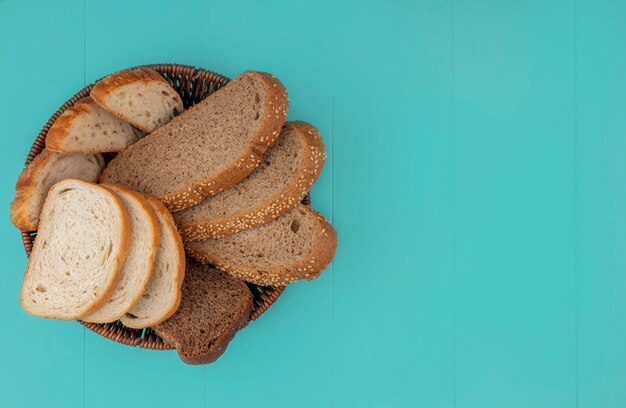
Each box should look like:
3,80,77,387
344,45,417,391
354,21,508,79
90,67,184,133
154,260,252,365
10,149,105,231
186,205,337,287
120,194,185,328
45,96,143,153
100,71,288,212
174,121,326,241
20,179,132,319
82,184,160,323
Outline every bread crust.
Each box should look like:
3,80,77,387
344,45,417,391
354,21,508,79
46,97,94,153
177,121,326,241
120,193,186,328
159,71,288,212
90,67,183,132
81,183,161,323
177,297,252,365
100,71,289,212
186,206,337,287
10,150,105,231
154,265,253,365
19,180,132,320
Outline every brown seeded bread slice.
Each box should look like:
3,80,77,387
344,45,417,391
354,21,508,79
20,179,132,319
10,149,105,231
45,97,143,153
186,205,337,287
154,260,252,365
100,71,288,212
174,121,326,241
120,194,185,328
90,67,184,133
82,184,160,323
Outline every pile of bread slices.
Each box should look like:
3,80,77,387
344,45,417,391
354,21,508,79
11,67,337,364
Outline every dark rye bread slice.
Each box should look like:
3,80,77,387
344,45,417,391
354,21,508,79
186,205,337,287
101,71,288,212
154,260,252,365
174,121,326,241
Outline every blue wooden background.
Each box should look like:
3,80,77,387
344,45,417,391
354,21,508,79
1,0,625,407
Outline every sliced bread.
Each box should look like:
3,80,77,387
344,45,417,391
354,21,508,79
101,71,289,212
82,184,160,323
20,179,131,319
187,205,337,287
10,150,105,231
154,260,252,365
45,97,142,153
90,67,184,133
120,194,185,328
174,121,326,241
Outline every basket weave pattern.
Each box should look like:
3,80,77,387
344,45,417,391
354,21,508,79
19,63,293,350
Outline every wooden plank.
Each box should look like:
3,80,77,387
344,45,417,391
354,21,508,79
83,1,206,407
453,1,576,406
576,1,626,406
201,0,333,406
332,0,455,406
0,0,86,407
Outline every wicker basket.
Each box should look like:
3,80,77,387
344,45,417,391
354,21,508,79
19,63,296,350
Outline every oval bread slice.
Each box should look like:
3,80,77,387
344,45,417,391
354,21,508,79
20,179,132,319
174,121,326,241
90,67,184,133
100,71,288,212
186,205,337,287
10,149,105,231
81,184,160,323
120,194,185,328
46,97,143,154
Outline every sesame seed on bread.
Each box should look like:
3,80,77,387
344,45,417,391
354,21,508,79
186,205,337,287
100,71,289,212
174,121,326,241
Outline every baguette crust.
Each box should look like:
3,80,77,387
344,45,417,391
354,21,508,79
19,180,132,319
186,206,337,287
45,97,91,152
177,121,326,241
101,71,289,212
90,67,183,132
120,193,185,328
10,150,105,231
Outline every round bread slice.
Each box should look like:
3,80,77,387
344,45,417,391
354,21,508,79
100,71,288,212
46,96,143,154
81,184,160,323
10,149,105,231
120,194,185,328
20,179,132,319
174,121,326,241
154,260,253,365
186,205,337,287
90,67,184,133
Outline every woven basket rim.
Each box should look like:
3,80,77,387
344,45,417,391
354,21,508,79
19,63,290,350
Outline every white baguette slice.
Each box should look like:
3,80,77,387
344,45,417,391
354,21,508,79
10,150,105,231
46,97,143,153
120,194,185,328
20,179,132,320
82,184,160,323
90,67,184,133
